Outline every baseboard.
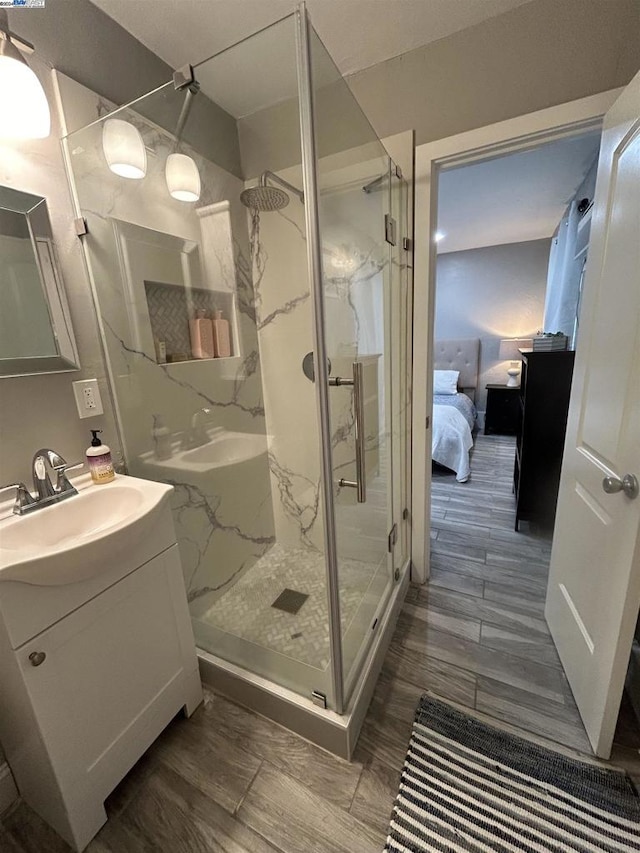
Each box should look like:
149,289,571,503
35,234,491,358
0,761,18,816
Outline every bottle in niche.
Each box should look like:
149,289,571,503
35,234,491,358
212,310,231,358
189,308,215,359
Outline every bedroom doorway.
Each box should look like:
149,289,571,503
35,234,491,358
424,127,604,755
430,128,602,520
409,87,640,776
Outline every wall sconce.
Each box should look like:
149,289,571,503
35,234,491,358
0,25,50,139
499,338,533,386
102,118,146,179
165,152,200,202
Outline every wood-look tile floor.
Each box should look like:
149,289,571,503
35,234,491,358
2,434,639,852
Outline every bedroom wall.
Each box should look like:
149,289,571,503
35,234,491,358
434,239,550,419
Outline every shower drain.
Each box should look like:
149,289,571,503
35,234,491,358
271,588,309,615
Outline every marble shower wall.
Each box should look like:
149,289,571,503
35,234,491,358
248,169,324,554
251,156,390,562
59,73,275,607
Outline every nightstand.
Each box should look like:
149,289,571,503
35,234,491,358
485,384,520,435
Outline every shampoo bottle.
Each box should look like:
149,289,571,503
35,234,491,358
212,310,231,358
86,430,115,484
189,309,215,359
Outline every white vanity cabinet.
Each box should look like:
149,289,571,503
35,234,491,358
0,482,202,851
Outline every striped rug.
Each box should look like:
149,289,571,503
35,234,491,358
385,695,640,852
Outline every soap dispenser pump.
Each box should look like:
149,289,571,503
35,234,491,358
86,429,115,484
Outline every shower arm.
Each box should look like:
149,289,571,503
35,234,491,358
261,170,304,203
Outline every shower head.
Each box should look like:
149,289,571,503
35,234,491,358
240,170,304,212
240,184,290,211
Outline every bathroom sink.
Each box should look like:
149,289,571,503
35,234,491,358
139,429,268,476
0,474,173,586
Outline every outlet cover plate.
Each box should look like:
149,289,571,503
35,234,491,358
72,379,104,419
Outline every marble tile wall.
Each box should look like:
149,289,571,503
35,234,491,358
58,73,276,613
247,171,325,553
250,159,392,565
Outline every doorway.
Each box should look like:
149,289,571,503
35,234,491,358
411,88,640,780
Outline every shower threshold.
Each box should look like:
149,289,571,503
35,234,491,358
197,563,409,760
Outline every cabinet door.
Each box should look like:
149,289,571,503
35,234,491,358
18,545,196,801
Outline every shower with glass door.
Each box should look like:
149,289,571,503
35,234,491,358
61,4,412,756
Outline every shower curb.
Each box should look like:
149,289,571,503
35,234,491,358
198,564,410,759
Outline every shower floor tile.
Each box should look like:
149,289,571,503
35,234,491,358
201,544,380,670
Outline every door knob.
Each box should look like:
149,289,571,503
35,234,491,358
28,651,46,667
602,473,639,499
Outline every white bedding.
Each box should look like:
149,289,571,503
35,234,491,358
432,404,474,482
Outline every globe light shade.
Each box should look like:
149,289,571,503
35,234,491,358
0,39,50,139
166,153,201,202
102,118,146,179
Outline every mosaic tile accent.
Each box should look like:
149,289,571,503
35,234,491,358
144,280,234,358
201,543,378,670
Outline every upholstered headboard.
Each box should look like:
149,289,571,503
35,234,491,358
434,338,480,399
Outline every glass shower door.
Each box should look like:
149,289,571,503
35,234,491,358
390,163,412,574
322,160,396,698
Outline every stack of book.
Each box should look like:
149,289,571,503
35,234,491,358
532,335,568,351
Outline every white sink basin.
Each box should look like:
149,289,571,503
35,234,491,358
139,429,268,476
0,474,173,586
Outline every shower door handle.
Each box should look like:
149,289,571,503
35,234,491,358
337,361,367,503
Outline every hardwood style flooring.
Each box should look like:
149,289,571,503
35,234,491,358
1,434,638,852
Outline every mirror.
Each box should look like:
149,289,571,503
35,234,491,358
0,185,80,377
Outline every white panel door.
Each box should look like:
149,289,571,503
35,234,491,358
546,72,640,758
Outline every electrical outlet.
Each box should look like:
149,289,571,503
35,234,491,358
72,379,104,419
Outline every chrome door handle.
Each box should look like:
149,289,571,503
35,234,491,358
337,361,367,503
602,473,638,499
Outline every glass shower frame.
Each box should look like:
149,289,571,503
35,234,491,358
61,4,412,718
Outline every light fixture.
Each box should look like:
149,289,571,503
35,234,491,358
0,28,50,139
102,118,146,179
498,338,533,387
435,231,445,243
165,152,201,202
165,74,201,203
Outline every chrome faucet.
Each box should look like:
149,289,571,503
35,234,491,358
0,449,83,516
182,408,212,450
32,448,81,500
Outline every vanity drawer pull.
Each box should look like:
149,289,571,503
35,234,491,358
29,651,46,667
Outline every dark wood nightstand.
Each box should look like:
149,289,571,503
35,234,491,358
485,384,520,435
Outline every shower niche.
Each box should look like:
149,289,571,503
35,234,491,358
113,210,239,365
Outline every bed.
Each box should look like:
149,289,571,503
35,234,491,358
432,338,479,482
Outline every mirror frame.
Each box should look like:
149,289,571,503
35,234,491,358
0,186,80,378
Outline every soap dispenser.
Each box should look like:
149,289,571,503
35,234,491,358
86,430,115,484
212,310,231,358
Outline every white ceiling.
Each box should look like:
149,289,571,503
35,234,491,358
91,0,534,95
437,132,601,255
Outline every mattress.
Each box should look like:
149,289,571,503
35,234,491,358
433,392,476,431
432,393,476,482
